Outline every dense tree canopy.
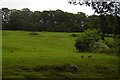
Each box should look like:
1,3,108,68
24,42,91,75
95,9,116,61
2,8,87,32
1,8,120,35
68,0,120,16
68,0,120,35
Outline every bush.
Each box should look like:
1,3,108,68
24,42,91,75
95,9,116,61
75,35,89,52
104,37,120,55
90,40,109,53
29,32,38,35
112,38,120,55
84,29,103,41
70,33,78,37
75,29,106,52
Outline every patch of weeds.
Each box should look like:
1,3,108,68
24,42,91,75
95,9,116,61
94,65,111,73
24,74,39,80
29,32,38,35
2,70,15,77
49,71,71,78
33,64,79,73
33,66,48,71
2,70,22,79
53,65,65,71
70,33,78,37
22,68,31,72
94,65,118,78
80,55,95,66
63,64,79,73
2,75,25,79
18,66,31,72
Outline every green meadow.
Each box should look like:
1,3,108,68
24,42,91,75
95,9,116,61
0,30,2,79
2,30,118,79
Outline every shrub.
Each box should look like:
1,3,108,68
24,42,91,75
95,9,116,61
29,32,38,35
104,37,120,55
90,40,109,53
75,29,106,52
112,38,120,55
84,29,103,41
75,35,89,52
70,33,78,37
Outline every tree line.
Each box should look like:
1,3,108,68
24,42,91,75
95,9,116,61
1,8,120,35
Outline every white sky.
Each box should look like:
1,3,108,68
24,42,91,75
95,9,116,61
0,0,95,15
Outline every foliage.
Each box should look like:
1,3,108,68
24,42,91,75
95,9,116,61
75,35,89,52
2,8,87,32
84,15,120,35
90,40,109,53
68,0,120,36
112,37,120,55
84,29,103,41
68,0,120,16
104,37,120,55
75,29,108,52
1,8,120,35
70,33,78,37
29,32,38,35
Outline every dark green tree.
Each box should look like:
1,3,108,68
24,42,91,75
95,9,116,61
68,0,120,35
68,0,120,16
2,8,11,29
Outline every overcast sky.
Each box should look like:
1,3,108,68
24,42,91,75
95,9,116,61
0,0,95,15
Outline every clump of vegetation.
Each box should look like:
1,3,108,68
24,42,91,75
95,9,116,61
75,29,108,53
80,55,96,66
90,40,109,53
104,37,120,55
70,33,78,37
109,37,120,55
114,38,120,55
29,32,38,35
33,64,79,73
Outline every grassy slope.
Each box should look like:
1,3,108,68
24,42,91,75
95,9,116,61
2,30,118,79
0,30,2,78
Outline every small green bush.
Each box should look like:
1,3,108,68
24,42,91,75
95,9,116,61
75,35,89,52
104,37,120,55
112,38,120,55
84,29,103,41
75,29,107,52
70,33,78,37
29,32,38,35
90,40,109,53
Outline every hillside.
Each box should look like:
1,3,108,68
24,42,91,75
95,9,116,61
2,30,118,79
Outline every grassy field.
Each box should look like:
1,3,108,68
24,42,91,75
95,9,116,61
0,30,2,79
2,30,119,79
